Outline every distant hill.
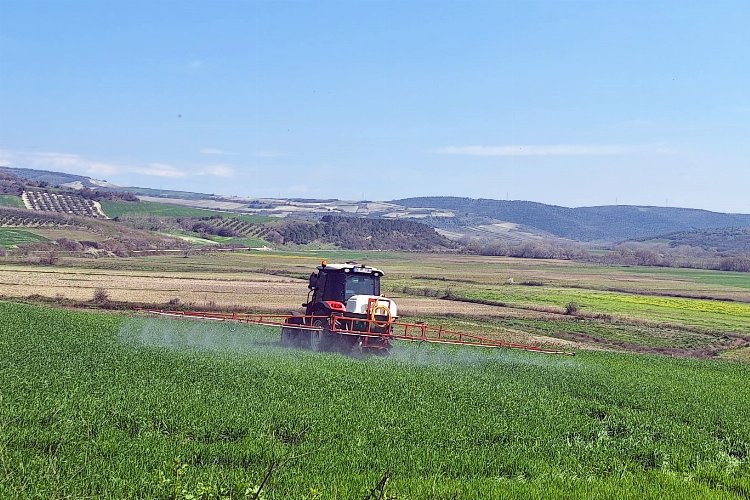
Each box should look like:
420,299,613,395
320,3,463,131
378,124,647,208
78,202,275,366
4,167,749,246
635,228,750,254
0,166,111,189
277,216,456,251
393,197,750,242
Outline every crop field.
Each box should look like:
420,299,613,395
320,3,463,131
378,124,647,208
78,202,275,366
1,301,748,498
25,228,110,242
101,201,233,218
0,265,305,309
620,267,750,290
405,281,750,333
0,195,24,208
1,250,748,359
162,233,270,248
164,232,222,246
209,235,270,248
0,228,48,247
101,201,272,223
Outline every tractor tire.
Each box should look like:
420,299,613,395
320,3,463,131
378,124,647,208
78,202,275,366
335,334,359,355
309,318,333,352
281,326,298,347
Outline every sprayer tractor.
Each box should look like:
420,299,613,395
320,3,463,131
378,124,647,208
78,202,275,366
137,261,574,356
281,261,396,354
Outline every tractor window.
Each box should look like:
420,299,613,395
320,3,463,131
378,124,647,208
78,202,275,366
321,272,380,302
345,274,379,299
320,273,345,302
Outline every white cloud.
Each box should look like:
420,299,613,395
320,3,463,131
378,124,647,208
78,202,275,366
189,59,203,69
138,163,187,178
199,148,229,156
2,148,252,182
0,149,121,176
203,165,234,178
85,161,119,176
434,145,641,157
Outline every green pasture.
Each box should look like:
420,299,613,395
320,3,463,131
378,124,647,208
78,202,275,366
396,280,750,333
0,228,48,247
100,201,271,223
1,302,748,498
620,266,750,290
0,195,25,209
209,235,270,248
406,313,734,353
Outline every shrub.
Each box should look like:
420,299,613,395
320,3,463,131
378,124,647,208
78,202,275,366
56,238,83,252
92,288,110,303
38,252,60,266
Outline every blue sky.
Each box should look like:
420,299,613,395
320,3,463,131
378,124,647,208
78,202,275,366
1,0,748,212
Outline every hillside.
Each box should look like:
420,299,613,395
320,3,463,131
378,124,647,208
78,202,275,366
393,197,750,242
0,207,188,254
0,166,112,189
277,216,456,250
3,167,749,248
636,227,750,254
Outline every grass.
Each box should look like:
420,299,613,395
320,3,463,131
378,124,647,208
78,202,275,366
100,201,272,223
406,313,734,353
160,232,220,246
228,214,275,224
1,301,748,498
0,228,48,247
209,235,270,248
0,195,25,209
413,283,750,333
721,347,750,363
620,266,750,290
158,232,271,248
101,201,232,218
24,228,109,242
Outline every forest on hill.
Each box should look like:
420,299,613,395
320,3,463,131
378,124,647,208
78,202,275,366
394,197,750,241
276,216,456,250
636,227,750,254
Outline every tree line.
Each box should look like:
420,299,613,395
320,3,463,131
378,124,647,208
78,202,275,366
276,216,457,250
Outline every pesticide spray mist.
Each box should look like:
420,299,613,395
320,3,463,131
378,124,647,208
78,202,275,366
389,339,579,370
119,315,579,372
118,316,284,355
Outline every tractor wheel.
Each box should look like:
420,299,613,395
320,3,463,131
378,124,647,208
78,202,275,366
335,335,359,355
310,318,333,352
281,326,298,347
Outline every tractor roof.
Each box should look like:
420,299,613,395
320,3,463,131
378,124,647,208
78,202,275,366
317,262,384,275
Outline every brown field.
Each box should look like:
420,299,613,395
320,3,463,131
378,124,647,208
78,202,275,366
0,264,558,320
0,265,303,309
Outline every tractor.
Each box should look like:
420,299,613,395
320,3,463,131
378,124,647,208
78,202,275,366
281,261,397,354
138,261,574,356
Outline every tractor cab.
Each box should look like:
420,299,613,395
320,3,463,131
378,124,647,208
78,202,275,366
283,261,397,354
305,261,383,315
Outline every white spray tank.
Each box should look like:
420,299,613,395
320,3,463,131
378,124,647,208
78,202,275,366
346,295,398,319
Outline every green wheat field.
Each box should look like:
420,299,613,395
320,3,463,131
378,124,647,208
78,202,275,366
1,301,748,498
